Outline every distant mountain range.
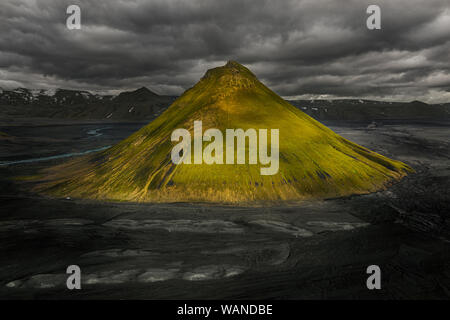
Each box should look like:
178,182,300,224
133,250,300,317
288,99,450,121
0,87,176,121
0,86,449,122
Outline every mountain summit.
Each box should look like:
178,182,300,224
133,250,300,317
36,61,412,203
113,86,159,103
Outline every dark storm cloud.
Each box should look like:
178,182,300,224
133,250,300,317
0,0,449,102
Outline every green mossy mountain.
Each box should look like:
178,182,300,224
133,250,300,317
35,61,413,203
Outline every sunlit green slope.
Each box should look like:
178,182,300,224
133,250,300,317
35,61,412,203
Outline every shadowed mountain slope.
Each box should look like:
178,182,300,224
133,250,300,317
34,61,412,203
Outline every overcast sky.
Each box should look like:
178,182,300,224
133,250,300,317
1,0,449,102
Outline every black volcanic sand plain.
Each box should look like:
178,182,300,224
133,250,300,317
0,119,449,299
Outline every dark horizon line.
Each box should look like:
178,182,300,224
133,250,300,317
2,86,449,105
